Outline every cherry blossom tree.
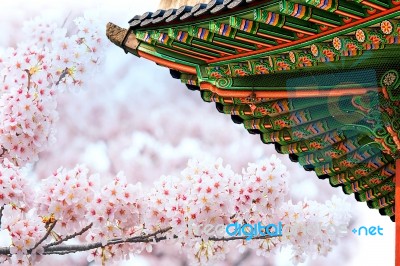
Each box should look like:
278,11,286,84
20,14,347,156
0,3,358,266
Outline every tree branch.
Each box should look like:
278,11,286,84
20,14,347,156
28,220,57,253
0,226,280,256
44,223,93,248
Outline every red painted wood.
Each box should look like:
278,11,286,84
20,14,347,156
137,51,197,74
206,5,400,64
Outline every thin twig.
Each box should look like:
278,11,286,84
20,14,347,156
44,223,93,248
0,205,4,229
55,68,68,86
24,69,31,90
61,11,72,28
0,147,7,158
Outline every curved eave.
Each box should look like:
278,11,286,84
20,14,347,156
106,0,400,221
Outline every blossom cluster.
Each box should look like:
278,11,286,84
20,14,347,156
279,197,351,264
0,159,36,266
0,159,33,208
0,13,105,166
0,10,353,266
36,165,98,235
84,174,144,264
0,156,351,266
1,205,47,265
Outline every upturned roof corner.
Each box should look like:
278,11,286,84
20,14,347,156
106,22,140,55
107,0,400,222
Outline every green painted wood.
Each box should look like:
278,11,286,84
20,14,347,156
367,0,391,8
337,1,366,17
191,39,237,54
138,42,204,66
284,17,320,32
209,11,400,65
310,9,342,25
213,36,257,50
172,42,222,57
235,32,277,45
280,130,360,153
298,135,373,165
258,25,297,40
117,0,400,221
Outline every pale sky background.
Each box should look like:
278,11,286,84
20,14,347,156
0,0,395,265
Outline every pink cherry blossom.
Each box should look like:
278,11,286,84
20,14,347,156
0,7,357,266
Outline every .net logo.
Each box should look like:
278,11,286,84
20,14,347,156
352,225,383,236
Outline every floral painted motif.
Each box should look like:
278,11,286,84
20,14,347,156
299,55,314,67
289,51,296,63
206,66,231,79
332,37,342,50
254,64,271,74
369,35,381,44
254,107,268,117
230,63,253,77
380,20,393,35
356,29,366,42
346,42,360,51
381,184,394,192
309,141,323,150
322,48,336,61
339,160,357,168
382,71,398,87
274,118,293,129
354,167,370,177
310,44,319,56
292,131,305,139
250,59,273,75
273,57,292,71
369,177,384,185
325,149,344,158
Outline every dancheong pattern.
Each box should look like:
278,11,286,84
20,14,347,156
108,0,400,221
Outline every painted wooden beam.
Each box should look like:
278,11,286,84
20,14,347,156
200,82,380,98
106,22,197,74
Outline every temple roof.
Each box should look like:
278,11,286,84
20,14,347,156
129,0,266,29
107,0,400,221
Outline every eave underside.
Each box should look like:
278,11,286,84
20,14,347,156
106,0,400,221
